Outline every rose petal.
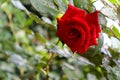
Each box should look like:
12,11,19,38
85,11,101,38
61,4,86,20
66,26,85,46
89,25,97,46
70,46,88,53
63,17,90,32
57,25,85,46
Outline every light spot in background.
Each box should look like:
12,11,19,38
106,18,120,32
102,33,111,47
94,0,120,51
93,0,104,10
111,37,120,50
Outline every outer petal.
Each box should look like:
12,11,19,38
85,11,101,38
61,4,86,20
89,25,97,46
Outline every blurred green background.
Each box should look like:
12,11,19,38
0,0,120,80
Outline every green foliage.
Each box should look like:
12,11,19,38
112,26,120,40
73,0,95,12
93,33,104,56
30,0,60,17
109,0,120,5
0,0,120,80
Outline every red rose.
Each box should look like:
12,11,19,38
56,4,101,54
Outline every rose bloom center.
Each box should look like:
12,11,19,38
67,28,81,39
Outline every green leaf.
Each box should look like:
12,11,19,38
0,8,8,28
29,13,43,24
53,0,67,11
13,8,27,27
11,0,26,10
103,27,113,36
101,7,116,20
109,0,120,5
24,18,33,27
112,26,120,39
93,33,104,56
109,0,117,3
99,13,107,26
62,0,68,5
117,6,120,23
62,63,79,80
30,0,60,17
103,65,120,80
1,2,13,14
73,0,95,12
73,0,82,8
29,13,56,30
35,33,46,44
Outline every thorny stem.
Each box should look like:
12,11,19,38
45,66,49,80
44,53,55,80
47,53,55,66
8,13,18,43
108,26,120,41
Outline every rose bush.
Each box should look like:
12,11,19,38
56,4,101,54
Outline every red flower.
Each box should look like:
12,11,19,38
56,4,101,54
